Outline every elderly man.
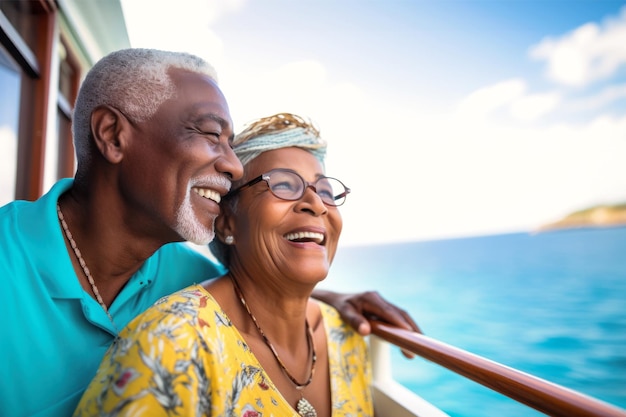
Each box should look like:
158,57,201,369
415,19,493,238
0,48,417,417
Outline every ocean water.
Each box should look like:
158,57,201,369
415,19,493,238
323,227,626,416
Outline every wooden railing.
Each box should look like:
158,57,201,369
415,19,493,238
370,321,626,417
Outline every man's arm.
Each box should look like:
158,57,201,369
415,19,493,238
312,289,422,358
312,289,421,359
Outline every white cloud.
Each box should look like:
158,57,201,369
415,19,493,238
121,0,232,67
509,92,561,121
226,60,329,124
456,78,526,120
456,79,560,122
219,59,368,132
530,6,626,87
203,0,247,23
337,110,626,246
567,83,626,112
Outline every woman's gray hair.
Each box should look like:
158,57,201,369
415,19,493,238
209,112,327,267
72,48,218,162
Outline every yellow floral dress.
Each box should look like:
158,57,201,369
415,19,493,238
73,284,373,417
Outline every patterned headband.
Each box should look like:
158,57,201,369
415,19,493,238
234,126,327,168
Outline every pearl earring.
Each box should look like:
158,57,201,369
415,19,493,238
225,235,234,245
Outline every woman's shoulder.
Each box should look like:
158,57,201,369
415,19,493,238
121,285,224,336
156,283,211,304
314,299,366,344
313,299,348,334
315,299,340,321
147,284,212,314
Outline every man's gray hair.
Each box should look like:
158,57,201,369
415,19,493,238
72,48,218,162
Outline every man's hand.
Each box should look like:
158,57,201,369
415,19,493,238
311,289,422,359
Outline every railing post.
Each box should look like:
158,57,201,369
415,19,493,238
371,336,393,382
370,336,451,417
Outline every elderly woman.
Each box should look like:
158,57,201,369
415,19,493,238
73,113,374,417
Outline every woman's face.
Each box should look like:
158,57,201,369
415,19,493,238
228,147,343,286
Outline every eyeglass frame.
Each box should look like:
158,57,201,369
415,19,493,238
226,168,351,207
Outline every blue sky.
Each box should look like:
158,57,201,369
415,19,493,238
122,0,626,246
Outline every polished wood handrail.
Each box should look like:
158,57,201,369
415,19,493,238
370,321,626,417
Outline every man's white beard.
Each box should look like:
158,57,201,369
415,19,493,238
175,194,216,245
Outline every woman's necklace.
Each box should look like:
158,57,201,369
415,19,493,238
57,204,119,336
231,276,318,417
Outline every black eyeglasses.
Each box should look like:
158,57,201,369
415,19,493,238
227,168,351,207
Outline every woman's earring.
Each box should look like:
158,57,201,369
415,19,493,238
225,235,234,245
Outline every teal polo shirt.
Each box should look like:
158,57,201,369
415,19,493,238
0,179,226,417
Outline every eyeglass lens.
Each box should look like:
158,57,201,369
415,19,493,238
266,170,348,206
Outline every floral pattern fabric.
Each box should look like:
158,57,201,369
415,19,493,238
73,284,373,417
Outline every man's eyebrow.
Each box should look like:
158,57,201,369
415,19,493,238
193,113,229,127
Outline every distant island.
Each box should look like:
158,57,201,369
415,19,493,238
538,203,626,231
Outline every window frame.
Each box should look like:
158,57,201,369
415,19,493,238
0,0,57,201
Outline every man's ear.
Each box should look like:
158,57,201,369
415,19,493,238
90,105,131,164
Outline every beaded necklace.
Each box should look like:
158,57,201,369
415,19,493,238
231,276,317,417
57,204,119,336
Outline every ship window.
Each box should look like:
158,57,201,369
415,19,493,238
0,1,54,201
0,1,39,57
0,46,20,206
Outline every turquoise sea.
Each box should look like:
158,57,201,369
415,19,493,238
324,226,626,416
